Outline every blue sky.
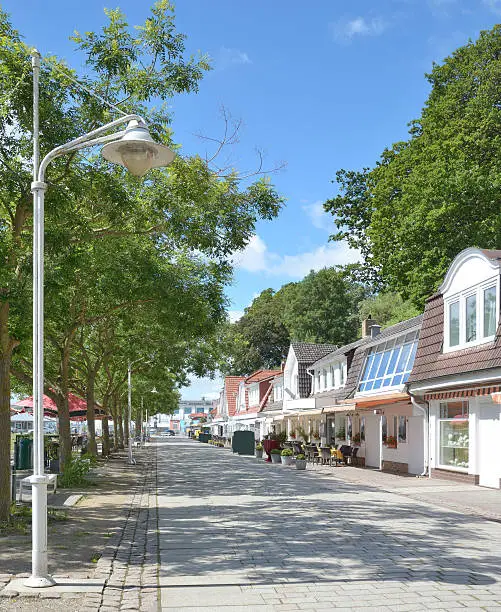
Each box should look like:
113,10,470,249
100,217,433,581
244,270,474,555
4,0,501,399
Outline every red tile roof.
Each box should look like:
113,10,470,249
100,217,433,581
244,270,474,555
225,376,245,416
245,369,282,384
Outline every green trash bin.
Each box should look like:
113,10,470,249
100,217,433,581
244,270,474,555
17,437,33,470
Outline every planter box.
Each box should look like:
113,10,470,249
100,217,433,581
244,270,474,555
296,459,307,470
281,455,294,466
255,449,263,459
270,454,282,464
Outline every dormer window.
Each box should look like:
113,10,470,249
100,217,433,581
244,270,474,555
444,281,498,352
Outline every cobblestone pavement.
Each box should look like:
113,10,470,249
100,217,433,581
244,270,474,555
158,438,501,611
0,446,160,611
84,446,160,612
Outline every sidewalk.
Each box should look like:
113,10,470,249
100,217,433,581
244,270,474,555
310,463,501,522
0,444,160,611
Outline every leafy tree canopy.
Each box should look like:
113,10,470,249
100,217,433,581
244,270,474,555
325,25,501,306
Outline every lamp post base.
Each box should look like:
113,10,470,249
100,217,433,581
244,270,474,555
24,575,56,588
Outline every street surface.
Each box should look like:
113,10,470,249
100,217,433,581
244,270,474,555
157,438,501,611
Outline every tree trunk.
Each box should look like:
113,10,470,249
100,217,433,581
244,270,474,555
101,396,110,457
101,416,110,457
117,407,124,449
0,346,12,522
57,337,73,472
124,410,129,448
85,370,97,457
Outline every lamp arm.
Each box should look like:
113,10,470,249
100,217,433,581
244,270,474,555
36,113,144,182
37,131,127,183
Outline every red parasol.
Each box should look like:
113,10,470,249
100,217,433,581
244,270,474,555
15,393,107,421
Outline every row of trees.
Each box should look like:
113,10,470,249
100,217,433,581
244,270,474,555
223,266,419,376
0,2,283,521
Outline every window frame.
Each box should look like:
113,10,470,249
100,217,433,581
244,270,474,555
437,400,470,472
356,329,419,395
444,278,499,353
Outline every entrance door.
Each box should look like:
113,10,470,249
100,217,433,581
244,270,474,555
408,416,425,475
365,415,381,469
478,404,500,488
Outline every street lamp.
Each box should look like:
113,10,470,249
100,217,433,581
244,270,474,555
27,49,175,588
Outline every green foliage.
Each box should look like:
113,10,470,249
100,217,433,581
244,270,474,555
222,267,369,375
281,448,293,456
58,457,93,488
325,25,501,306
282,267,369,344
296,453,306,460
255,443,263,451
270,448,282,455
358,292,421,329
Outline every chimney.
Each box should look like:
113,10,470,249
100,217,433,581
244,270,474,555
362,315,379,338
370,324,381,339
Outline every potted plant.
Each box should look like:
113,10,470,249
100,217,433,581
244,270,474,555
385,435,397,449
270,448,282,464
281,448,294,465
352,432,361,445
289,430,297,440
312,432,320,441
255,443,263,459
295,453,307,470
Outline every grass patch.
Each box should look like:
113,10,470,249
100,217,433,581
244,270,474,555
0,504,31,536
48,508,68,522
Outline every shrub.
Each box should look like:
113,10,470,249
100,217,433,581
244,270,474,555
296,454,306,460
59,456,93,488
255,444,263,451
80,452,99,467
281,448,293,457
270,448,282,455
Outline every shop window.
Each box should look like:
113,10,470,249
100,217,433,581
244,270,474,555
346,415,352,440
398,416,407,443
438,401,469,470
381,415,387,442
360,416,365,441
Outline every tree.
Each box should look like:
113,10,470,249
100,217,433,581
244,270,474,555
358,293,421,329
325,25,501,306
282,267,368,345
222,288,291,375
0,3,283,520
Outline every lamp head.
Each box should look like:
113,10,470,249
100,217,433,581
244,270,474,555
102,120,175,177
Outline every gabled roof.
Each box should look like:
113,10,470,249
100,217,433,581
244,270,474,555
224,376,245,417
291,342,338,364
245,369,282,384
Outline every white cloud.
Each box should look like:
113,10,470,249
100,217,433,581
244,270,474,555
331,16,387,43
228,310,244,323
302,200,333,231
234,235,359,279
217,47,252,70
181,374,223,401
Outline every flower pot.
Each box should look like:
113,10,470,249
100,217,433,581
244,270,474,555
270,453,282,464
281,455,294,466
295,459,307,470
255,449,263,459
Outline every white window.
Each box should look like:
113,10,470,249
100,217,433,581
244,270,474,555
333,364,341,388
327,366,333,388
274,382,283,402
321,369,327,390
248,385,259,407
444,281,498,351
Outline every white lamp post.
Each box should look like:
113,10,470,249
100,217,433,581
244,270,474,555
27,49,175,588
